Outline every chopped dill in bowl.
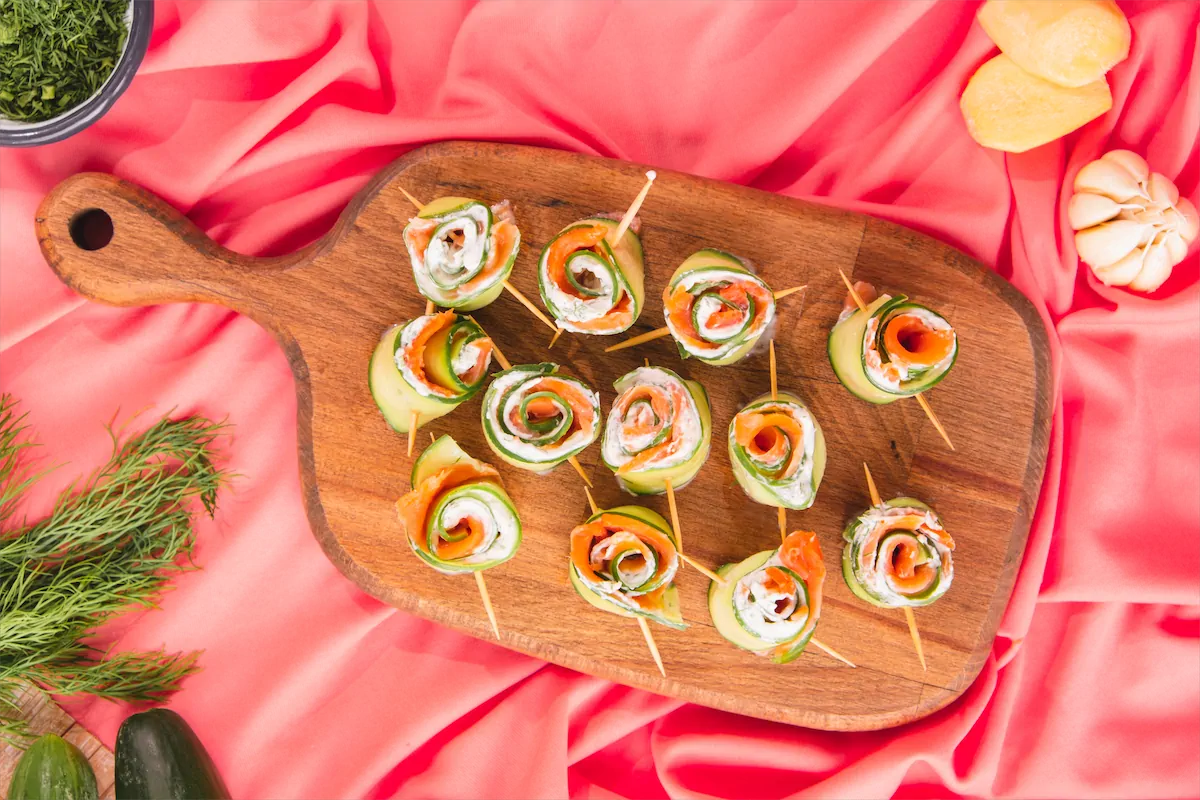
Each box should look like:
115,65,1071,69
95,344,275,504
0,0,130,123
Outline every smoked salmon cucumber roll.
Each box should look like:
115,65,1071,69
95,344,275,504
537,216,645,335
728,392,826,510
403,196,520,311
707,529,825,663
842,498,953,607
481,363,601,473
601,366,711,495
828,282,957,403
569,505,685,629
663,249,776,366
397,435,522,574
369,311,494,433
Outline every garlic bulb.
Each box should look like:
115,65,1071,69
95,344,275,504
1068,150,1197,292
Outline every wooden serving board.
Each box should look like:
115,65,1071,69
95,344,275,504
36,142,1052,731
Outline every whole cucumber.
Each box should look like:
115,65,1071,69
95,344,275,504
8,733,99,800
114,708,230,800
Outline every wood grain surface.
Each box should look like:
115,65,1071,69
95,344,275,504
35,141,1053,731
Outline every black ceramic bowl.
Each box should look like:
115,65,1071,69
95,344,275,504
0,0,153,148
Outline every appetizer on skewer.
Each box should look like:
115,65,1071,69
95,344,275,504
369,311,494,434
708,529,825,663
481,363,601,474
398,435,522,574
537,215,645,336
664,249,777,365
403,196,521,311
601,365,711,495
396,435,521,637
828,281,957,404
842,496,954,609
569,504,686,630
728,391,826,511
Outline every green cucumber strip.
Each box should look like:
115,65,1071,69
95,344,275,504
564,250,614,299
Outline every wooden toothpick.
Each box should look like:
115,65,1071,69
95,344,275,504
408,411,420,458
905,607,927,671
772,285,808,301
548,328,564,349
769,339,778,401
604,327,673,353
400,186,426,212
567,455,593,488
838,268,869,314
665,477,727,585
915,392,955,451
638,616,666,677
425,300,435,315
502,280,559,335
584,486,599,515
475,571,500,640
810,637,857,667
777,506,787,547
465,315,510,370
611,171,656,245
863,462,882,507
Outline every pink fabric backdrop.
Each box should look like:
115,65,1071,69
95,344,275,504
2,1,1198,797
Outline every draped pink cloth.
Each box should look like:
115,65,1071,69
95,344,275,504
2,1,1197,797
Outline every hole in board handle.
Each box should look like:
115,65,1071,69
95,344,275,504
69,208,114,251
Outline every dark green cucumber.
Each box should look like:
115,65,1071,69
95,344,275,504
8,734,98,800
115,709,230,800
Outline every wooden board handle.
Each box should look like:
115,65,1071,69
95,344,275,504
36,173,313,322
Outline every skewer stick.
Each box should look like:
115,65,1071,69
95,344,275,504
604,327,672,353
584,486,599,515
863,462,882,507
467,316,511,370
777,506,788,547
644,358,650,368
838,268,869,314
400,187,426,212
425,300,435,315
810,637,857,667
407,412,419,457
567,455,593,488
905,607,927,671
610,171,656,245
638,616,666,677
772,285,808,301
475,571,500,640
548,328,564,349
915,392,955,451
769,340,778,401
665,477,727,585
502,280,559,335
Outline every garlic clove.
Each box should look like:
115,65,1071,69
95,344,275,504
1174,197,1199,242
1161,231,1189,266
1067,192,1124,229
1092,245,1147,286
1074,158,1147,202
1075,219,1153,268
1127,239,1172,292
1146,172,1180,209
1101,150,1151,185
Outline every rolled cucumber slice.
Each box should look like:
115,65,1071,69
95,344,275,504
537,217,645,334
708,552,776,653
840,497,950,608
727,391,827,510
827,295,898,404
411,434,481,488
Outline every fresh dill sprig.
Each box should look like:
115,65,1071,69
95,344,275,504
0,394,229,744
